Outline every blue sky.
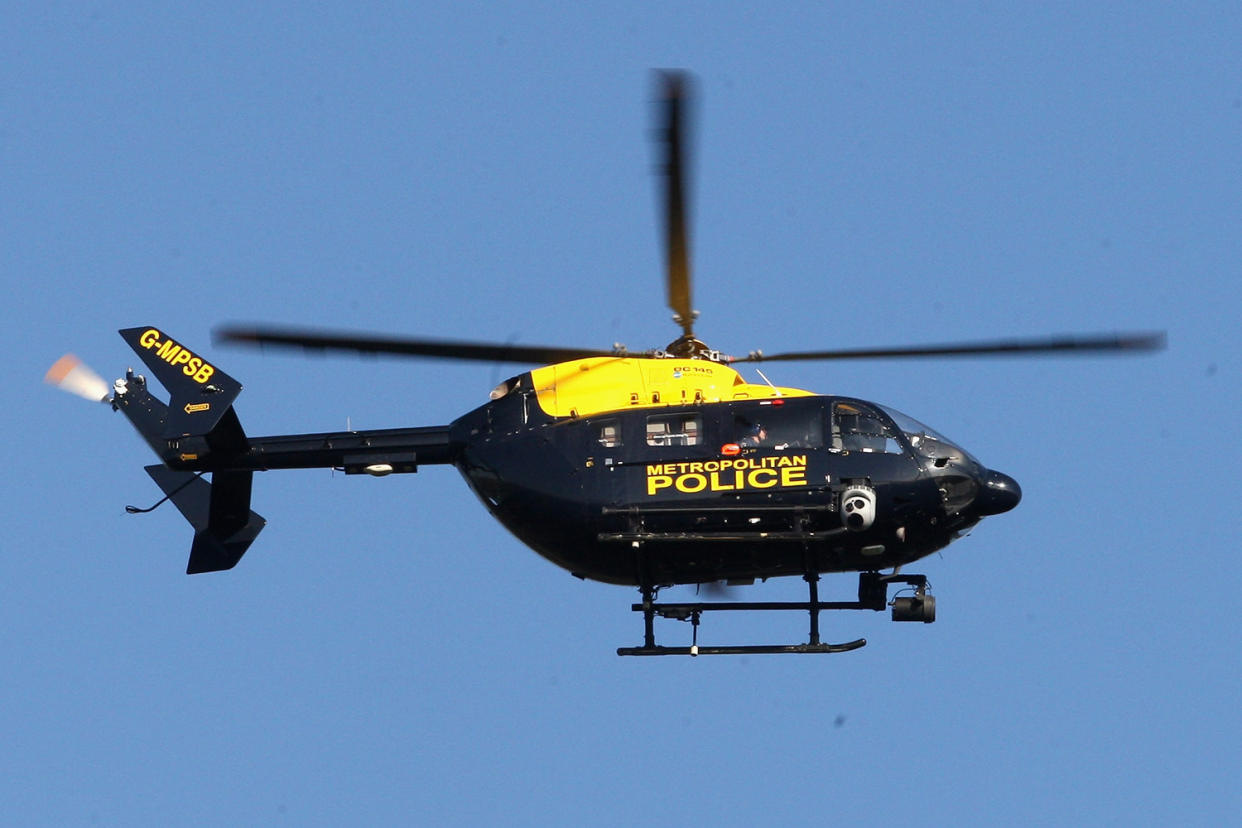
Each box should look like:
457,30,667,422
5,3,1239,824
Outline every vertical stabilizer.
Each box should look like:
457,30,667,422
144,465,265,573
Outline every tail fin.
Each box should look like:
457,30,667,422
113,327,262,573
118,327,243,439
144,465,265,573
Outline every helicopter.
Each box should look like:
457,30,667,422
47,72,1163,656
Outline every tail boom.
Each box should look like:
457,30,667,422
111,326,454,573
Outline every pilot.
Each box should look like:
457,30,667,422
739,423,767,447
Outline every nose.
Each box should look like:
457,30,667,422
973,469,1022,516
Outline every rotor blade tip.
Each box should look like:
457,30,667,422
213,325,255,345
656,69,693,96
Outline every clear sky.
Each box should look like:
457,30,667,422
5,3,1238,825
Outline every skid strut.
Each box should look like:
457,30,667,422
617,571,933,656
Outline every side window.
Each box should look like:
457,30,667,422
646,413,702,447
831,402,902,454
596,420,621,448
731,403,823,450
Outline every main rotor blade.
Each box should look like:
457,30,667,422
214,325,625,366
727,332,1167,363
659,70,695,338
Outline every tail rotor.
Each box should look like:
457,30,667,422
45,354,111,403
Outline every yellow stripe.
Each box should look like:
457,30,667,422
530,357,814,418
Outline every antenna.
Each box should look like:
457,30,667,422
754,368,782,396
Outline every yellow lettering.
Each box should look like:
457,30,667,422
675,473,707,493
780,466,808,487
134,331,219,384
645,453,812,496
748,468,778,489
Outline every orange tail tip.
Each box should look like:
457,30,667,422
45,353,111,402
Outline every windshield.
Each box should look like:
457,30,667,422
831,401,904,454
879,405,979,466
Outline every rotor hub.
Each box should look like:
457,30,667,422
662,335,721,361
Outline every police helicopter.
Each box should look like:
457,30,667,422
47,72,1163,656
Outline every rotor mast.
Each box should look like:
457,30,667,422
659,71,712,360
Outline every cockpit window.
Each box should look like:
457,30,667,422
879,405,978,465
732,402,823,449
831,402,903,454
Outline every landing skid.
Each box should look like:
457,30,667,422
617,642,867,656
617,572,934,657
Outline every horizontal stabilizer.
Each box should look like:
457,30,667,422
144,465,265,574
